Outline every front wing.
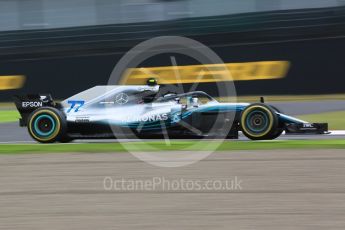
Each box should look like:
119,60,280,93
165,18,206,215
285,123,329,134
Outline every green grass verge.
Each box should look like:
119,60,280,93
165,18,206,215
0,102,16,109
298,110,345,130
0,139,345,154
0,110,20,123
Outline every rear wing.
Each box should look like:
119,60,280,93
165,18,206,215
13,94,56,126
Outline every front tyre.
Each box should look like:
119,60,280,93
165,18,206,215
240,103,279,140
28,107,67,143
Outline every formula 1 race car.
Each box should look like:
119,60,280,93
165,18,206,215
14,79,329,143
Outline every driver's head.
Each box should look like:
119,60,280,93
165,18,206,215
147,78,158,86
191,97,199,107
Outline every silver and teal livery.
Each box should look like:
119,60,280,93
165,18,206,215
14,83,329,143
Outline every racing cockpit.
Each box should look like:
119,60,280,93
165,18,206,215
156,91,217,108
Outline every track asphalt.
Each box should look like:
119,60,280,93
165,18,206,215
1,149,345,229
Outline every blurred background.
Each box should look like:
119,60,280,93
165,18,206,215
0,0,342,30
0,0,345,100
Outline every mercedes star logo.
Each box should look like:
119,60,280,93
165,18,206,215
115,93,129,105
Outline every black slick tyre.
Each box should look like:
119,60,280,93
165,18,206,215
27,107,67,143
240,103,280,140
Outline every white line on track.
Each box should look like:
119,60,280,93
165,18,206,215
280,130,345,135
0,131,344,144
0,141,36,144
328,130,345,135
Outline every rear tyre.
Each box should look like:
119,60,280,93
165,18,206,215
240,103,280,140
28,107,67,143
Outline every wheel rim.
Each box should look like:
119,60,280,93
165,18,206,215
33,114,56,137
245,110,269,134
